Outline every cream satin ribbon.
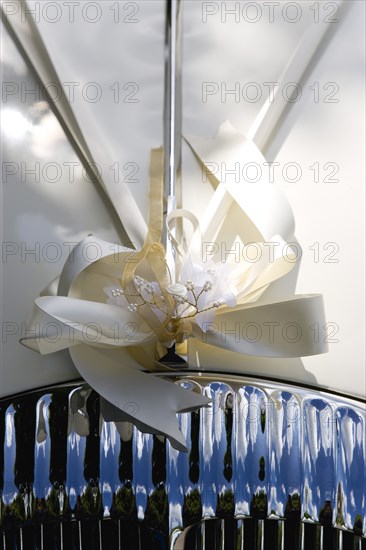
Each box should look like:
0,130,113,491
21,123,328,450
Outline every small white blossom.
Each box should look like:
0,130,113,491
104,286,128,308
203,281,213,292
111,288,123,297
185,280,195,291
134,276,144,287
166,283,188,298
144,282,155,294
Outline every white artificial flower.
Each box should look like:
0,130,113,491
177,255,237,330
103,256,238,335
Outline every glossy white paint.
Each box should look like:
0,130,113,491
0,1,364,398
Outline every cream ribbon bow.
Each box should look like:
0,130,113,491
22,122,327,450
3,0,327,451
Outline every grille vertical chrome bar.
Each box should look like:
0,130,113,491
202,520,206,550
220,518,224,549
100,520,103,549
280,520,285,550
300,522,305,550
60,522,63,550
259,519,264,550
236,519,244,550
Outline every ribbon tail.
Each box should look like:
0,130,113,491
69,344,211,451
192,294,328,358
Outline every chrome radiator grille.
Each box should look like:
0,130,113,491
0,375,365,549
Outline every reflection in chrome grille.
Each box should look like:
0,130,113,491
0,375,365,549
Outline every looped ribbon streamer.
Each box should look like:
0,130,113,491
21,122,328,450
